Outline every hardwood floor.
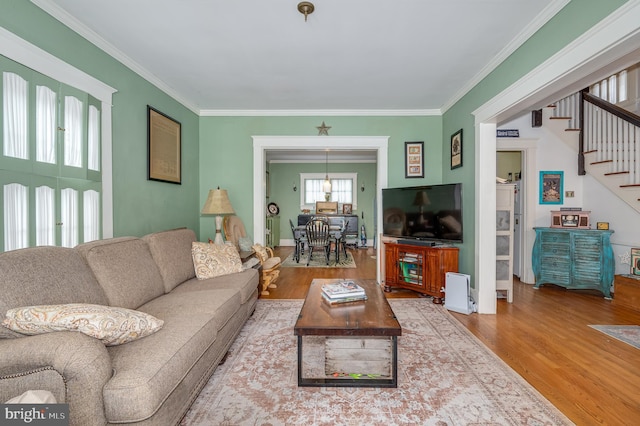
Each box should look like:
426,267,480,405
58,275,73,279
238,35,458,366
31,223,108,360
268,246,640,425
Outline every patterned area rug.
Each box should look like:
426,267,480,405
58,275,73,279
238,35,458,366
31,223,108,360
181,299,573,425
281,251,356,268
589,325,640,349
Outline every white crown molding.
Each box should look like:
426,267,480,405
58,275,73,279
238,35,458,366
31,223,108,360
30,0,200,115
199,109,441,117
441,0,570,113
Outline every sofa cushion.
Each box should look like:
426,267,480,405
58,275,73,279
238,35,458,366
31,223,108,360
171,268,259,304
102,289,240,423
191,242,243,279
0,246,108,339
143,228,197,293
76,237,165,310
2,304,164,346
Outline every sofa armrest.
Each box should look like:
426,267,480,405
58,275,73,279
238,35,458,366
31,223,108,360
0,332,112,426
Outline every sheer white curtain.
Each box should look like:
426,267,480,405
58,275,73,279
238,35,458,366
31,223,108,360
35,185,55,246
304,179,326,204
3,183,28,250
83,189,99,242
2,72,28,159
88,105,100,171
61,187,78,247
64,96,82,167
36,85,57,164
331,179,353,204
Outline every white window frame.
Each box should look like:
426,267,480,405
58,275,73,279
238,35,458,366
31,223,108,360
299,172,358,211
0,26,116,239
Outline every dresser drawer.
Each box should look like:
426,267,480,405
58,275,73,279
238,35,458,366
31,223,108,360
540,232,570,244
540,243,570,258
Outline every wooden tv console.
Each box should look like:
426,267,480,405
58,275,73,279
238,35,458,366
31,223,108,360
383,241,459,303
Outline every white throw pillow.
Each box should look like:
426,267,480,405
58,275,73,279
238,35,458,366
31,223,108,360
192,241,243,279
1,304,164,346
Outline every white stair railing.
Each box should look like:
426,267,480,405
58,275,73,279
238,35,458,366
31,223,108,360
582,92,640,185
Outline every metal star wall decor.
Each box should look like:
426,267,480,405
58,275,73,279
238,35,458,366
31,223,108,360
316,121,331,136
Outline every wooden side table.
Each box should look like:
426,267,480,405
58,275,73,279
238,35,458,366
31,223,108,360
613,274,640,312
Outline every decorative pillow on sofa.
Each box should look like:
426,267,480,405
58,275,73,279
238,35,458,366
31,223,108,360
191,241,243,280
1,304,164,346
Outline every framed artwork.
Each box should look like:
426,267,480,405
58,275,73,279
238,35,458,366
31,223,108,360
632,248,640,275
450,129,463,169
539,171,563,204
405,141,424,178
342,203,353,215
147,106,181,184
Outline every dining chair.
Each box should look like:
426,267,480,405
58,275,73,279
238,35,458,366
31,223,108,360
289,219,306,263
334,219,349,262
305,218,331,266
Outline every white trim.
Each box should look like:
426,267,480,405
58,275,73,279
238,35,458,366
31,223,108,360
254,136,388,282
441,0,570,113
201,109,440,117
0,25,116,238
473,0,640,313
496,138,538,285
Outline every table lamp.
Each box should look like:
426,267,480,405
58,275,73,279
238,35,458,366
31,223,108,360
201,188,235,244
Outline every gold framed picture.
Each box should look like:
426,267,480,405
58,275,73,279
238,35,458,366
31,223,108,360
147,106,181,184
596,222,609,230
632,248,640,276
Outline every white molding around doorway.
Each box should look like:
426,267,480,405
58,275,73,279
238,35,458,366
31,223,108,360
252,136,389,282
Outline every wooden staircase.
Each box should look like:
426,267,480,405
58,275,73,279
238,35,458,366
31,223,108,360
547,91,640,214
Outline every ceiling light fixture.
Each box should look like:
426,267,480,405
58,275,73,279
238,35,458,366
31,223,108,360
297,2,314,22
323,150,332,194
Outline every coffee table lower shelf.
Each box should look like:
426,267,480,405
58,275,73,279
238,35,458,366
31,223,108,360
296,335,398,388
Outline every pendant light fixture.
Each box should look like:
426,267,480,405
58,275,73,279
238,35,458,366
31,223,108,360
322,151,332,193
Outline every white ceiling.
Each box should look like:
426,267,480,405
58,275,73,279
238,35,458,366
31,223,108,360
34,0,563,114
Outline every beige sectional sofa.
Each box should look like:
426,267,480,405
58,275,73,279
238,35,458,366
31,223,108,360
0,228,259,425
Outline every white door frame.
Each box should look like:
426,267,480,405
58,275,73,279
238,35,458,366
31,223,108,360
253,136,389,282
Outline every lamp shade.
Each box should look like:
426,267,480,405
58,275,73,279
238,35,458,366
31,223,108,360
201,189,235,215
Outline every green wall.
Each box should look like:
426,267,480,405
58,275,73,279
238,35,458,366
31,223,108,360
1,1,201,237
442,0,629,283
268,162,377,242
198,116,442,242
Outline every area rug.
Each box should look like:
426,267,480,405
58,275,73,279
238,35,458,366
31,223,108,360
589,325,640,349
281,251,356,268
181,299,573,426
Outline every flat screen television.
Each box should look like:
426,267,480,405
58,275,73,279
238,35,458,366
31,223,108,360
382,183,463,243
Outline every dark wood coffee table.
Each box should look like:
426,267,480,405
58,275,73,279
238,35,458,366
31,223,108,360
294,278,402,387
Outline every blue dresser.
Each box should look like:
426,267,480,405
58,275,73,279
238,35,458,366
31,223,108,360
532,227,614,299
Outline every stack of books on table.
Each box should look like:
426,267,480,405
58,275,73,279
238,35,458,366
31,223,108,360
321,280,367,305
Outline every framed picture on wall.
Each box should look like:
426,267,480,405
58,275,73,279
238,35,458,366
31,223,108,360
632,248,640,275
405,141,424,178
539,171,563,204
147,106,181,184
450,129,462,169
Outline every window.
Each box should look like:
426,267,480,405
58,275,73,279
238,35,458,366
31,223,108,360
300,173,358,210
1,57,102,251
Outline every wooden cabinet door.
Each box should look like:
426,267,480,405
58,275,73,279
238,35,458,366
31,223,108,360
384,243,398,286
